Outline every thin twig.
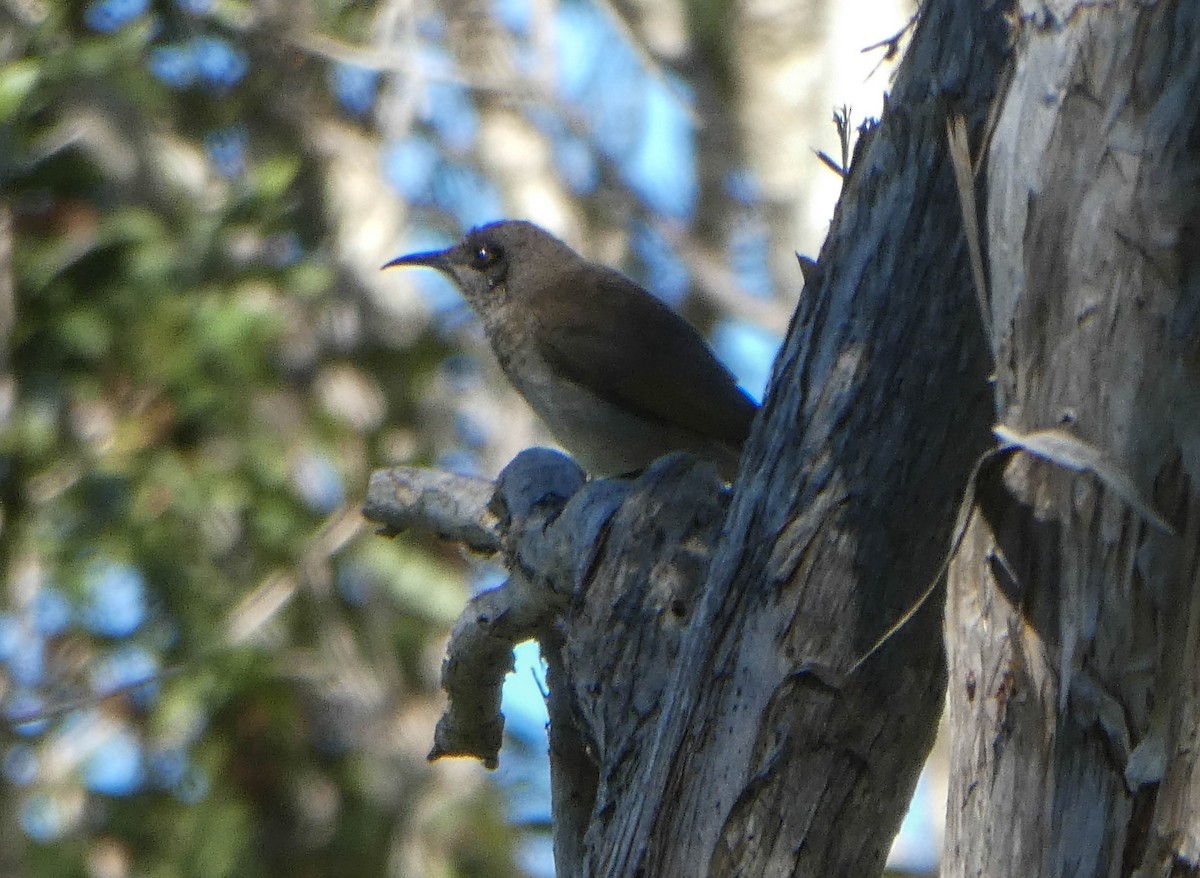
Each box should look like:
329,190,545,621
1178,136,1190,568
947,114,993,343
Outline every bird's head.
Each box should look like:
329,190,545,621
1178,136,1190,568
383,220,581,310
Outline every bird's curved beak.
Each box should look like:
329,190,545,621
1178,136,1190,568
381,249,452,272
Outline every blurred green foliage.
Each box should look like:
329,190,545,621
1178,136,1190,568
0,2,518,875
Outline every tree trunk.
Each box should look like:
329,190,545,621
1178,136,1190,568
607,0,1006,868
944,1,1200,875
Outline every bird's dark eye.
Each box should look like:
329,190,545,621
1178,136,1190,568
470,243,503,270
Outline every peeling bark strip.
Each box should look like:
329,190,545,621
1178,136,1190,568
945,2,1200,875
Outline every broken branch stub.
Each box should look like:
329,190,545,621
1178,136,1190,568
361,448,727,775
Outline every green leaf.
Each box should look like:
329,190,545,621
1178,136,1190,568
354,539,466,623
0,59,40,122
252,155,301,200
284,260,335,301
60,306,113,359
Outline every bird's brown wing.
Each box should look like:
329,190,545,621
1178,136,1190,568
531,265,757,448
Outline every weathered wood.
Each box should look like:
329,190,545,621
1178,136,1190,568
944,2,1200,874
363,467,501,553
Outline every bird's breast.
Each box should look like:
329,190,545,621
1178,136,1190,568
481,315,738,476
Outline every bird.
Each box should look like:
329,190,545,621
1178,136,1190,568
384,220,758,478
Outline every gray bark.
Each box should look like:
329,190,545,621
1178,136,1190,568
944,1,1200,875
